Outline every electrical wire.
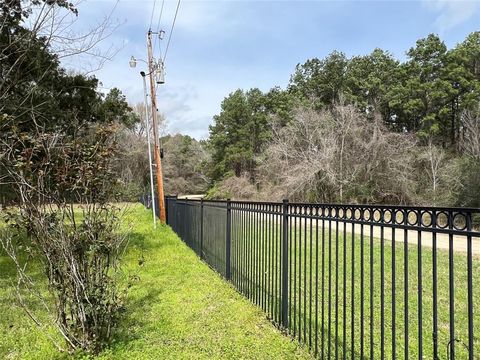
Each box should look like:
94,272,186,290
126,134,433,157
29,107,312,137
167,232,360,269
149,0,157,30
153,0,165,57
156,0,165,34
162,0,181,63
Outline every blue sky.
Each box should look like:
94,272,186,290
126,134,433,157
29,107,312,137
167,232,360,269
71,0,480,139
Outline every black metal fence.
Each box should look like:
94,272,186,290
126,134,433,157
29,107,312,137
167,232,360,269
164,196,480,360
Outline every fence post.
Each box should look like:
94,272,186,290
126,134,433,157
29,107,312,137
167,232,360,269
200,198,204,260
165,196,169,225
282,199,289,329
184,197,188,245
174,195,178,233
226,198,232,280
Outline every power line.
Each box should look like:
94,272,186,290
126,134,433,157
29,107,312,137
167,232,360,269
156,0,165,34
153,0,165,57
163,0,181,63
149,0,157,30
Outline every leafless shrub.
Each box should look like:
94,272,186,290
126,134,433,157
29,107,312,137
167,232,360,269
460,105,480,160
262,104,418,204
0,121,128,353
162,134,210,196
115,126,151,199
415,138,464,206
209,175,258,200
455,105,480,207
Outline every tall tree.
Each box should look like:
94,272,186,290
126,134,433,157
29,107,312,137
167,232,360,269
264,86,298,125
289,51,349,109
344,48,399,125
387,33,480,145
162,134,209,195
388,34,450,139
445,32,480,146
208,88,269,181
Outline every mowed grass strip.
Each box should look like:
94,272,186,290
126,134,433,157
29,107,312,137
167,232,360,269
0,204,312,360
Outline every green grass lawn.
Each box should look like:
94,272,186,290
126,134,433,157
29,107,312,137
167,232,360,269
0,204,313,359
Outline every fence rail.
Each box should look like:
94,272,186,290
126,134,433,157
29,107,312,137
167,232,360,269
161,196,480,360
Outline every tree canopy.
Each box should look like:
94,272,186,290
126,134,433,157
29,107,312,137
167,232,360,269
206,31,480,206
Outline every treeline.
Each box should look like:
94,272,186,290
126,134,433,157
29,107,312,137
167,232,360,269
205,32,480,206
116,127,209,198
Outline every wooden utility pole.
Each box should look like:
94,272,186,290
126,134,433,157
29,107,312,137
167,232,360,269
146,30,166,223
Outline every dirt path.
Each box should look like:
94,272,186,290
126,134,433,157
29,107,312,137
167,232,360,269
269,214,480,256
325,220,480,256
181,199,480,256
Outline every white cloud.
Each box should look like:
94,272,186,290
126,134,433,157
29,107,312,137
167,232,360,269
424,0,480,32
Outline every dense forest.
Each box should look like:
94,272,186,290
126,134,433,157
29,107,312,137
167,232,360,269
203,31,480,207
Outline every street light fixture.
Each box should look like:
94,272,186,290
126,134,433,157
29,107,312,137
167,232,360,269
129,56,137,68
130,56,149,68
